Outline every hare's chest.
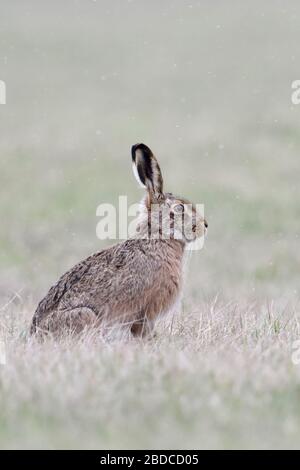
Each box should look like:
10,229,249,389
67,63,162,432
147,258,183,320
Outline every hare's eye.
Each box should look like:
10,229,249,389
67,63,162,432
174,203,184,214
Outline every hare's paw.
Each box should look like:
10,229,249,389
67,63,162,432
130,317,155,339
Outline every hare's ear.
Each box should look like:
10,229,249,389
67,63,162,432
131,143,164,201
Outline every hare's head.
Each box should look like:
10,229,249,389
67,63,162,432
131,143,207,244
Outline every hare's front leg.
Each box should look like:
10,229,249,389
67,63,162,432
130,315,155,339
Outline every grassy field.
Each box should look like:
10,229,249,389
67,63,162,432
1,0,300,449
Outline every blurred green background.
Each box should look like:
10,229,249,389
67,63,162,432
1,0,300,307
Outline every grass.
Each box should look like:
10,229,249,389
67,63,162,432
1,299,300,449
1,0,300,449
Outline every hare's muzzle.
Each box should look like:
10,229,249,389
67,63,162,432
192,219,208,234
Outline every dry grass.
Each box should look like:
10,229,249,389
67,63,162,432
1,297,300,449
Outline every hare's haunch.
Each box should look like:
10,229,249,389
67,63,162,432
31,144,207,338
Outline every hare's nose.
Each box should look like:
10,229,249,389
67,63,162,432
204,220,208,229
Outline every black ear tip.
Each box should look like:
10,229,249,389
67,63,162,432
131,143,142,161
131,143,152,162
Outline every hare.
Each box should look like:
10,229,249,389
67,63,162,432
30,144,207,338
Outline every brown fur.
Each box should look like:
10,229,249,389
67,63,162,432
30,144,206,338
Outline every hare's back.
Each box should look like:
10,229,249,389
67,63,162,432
31,240,159,332
31,244,118,332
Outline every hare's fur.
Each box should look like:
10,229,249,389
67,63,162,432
31,239,184,337
31,144,206,338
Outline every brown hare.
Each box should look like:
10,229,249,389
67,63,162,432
30,144,207,338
